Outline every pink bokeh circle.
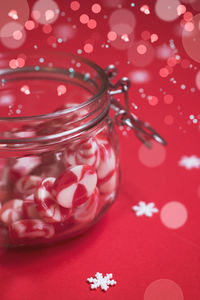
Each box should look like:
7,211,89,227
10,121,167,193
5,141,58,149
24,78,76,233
138,140,166,167
32,0,59,25
155,0,180,22
0,22,26,49
109,8,136,35
128,40,154,67
160,201,188,229
182,13,200,63
0,0,29,35
144,279,184,300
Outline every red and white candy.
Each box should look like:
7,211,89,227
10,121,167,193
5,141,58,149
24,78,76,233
15,175,42,197
9,219,55,243
73,188,99,223
65,138,100,169
97,144,118,194
23,200,41,219
0,199,24,226
35,177,71,223
10,156,41,180
54,165,97,208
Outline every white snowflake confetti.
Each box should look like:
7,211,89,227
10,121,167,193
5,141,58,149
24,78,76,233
132,201,159,217
179,155,200,170
87,272,116,291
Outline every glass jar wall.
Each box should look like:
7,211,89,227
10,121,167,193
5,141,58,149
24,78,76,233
0,52,120,247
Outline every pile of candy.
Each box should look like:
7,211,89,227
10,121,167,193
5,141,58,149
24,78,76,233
0,132,119,247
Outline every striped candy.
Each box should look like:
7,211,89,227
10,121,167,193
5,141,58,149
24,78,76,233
73,188,99,223
97,144,118,195
35,177,71,223
15,175,42,197
54,165,97,209
0,199,24,226
64,138,100,169
9,219,55,243
23,200,40,219
10,156,41,180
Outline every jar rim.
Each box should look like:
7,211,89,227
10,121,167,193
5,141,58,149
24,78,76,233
0,50,108,121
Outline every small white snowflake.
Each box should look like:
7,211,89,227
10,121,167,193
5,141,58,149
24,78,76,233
132,201,159,217
87,272,116,291
179,155,200,170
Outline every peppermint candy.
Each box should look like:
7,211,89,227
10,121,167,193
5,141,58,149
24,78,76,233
10,156,41,180
0,199,24,226
9,219,55,244
54,165,97,208
15,175,42,197
65,138,100,169
97,144,117,194
73,188,99,223
35,177,71,223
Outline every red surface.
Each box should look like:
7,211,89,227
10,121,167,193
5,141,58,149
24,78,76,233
0,0,200,299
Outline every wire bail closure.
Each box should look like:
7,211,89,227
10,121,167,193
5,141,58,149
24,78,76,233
105,65,167,148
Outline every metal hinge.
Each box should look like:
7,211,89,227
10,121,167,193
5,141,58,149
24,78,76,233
105,65,167,148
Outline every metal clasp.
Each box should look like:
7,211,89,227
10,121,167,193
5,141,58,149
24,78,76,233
105,65,167,148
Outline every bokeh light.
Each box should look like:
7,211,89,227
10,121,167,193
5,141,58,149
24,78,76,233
70,1,80,11
80,14,89,24
110,31,134,50
138,140,166,167
164,115,174,125
0,0,29,36
42,24,52,34
183,11,193,21
129,70,151,84
0,22,26,48
140,5,150,15
160,201,188,229
87,19,97,29
128,40,154,67
150,33,158,43
141,30,151,41
109,8,136,35
107,31,117,41
182,13,200,63
148,96,158,106
144,279,184,300
20,85,30,95
25,20,35,30
53,24,76,40
155,0,180,22
57,85,67,96
32,0,59,25
163,94,174,104
159,67,169,78
177,4,186,16
91,3,101,14
84,43,94,53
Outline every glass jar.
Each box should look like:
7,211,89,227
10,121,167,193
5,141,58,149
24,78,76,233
0,51,165,247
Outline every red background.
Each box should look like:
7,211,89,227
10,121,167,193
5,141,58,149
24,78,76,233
0,0,200,299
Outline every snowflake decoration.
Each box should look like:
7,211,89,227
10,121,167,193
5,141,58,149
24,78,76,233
132,201,159,217
87,272,116,291
179,155,200,170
